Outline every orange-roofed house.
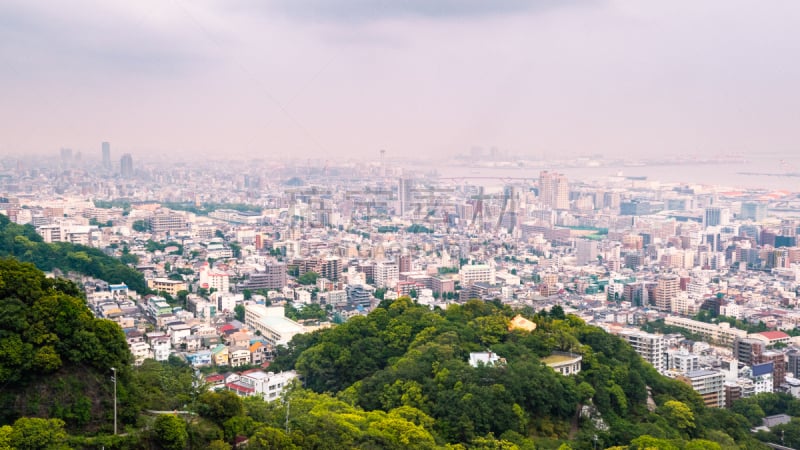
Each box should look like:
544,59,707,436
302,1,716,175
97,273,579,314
509,315,537,332
751,331,791,347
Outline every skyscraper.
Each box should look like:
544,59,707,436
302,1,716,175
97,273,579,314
704,207,729,227
120,153,133,178
397,178,413,216
538,171,569,210
741,202,767,222
102,142,111,169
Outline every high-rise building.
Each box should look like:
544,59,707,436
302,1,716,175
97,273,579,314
538,171,569,210
575,239,598,266
319,256,342,282
704,207,729,227
619,330,666,373
101,142,111,169
734,338,765,367
375,261,399,288
60,147,73,164
655,274,680,311
398,178,413,216
679,369,725,408
120,153,133,177
397,253,412,273
741,202,767,222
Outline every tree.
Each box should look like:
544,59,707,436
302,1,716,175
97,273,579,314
8,418,69,450
0,425,11,450
235,304,246,322
197,390,244,425
132,220,149,232
660,400,696,435
297,271,319,286
177,290,189,308
153,414,188,450
550,305,565,320
207,440,232,450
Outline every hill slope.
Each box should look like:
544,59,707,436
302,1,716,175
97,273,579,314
0,258,131,432
0,214,146,293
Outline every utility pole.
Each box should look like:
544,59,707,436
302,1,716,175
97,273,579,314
285,399,290,434
111,367,117,435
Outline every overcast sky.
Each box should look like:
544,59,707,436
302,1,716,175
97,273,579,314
2,0,799,162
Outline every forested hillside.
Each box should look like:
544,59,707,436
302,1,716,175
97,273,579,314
0,214,146,293
0,258,132,432
270,298,766,449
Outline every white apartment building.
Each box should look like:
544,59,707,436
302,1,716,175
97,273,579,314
245,304,306,346
200,263,230,293
666,349,700,374
236,370,297,401
619,330,666,373
130,342,151,365
151,336,171,362
460,264,496,286
375,261,399,288
681,369,725,408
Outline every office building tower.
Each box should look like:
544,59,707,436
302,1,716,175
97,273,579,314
398,178,413,216
704,207,729,228
575,239,598,266
102,142,111,169
741,202,767,222
120,153,133,178
60,147,73,163
539,171,569,210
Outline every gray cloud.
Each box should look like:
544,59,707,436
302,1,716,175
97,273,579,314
256,0,590,22
0,1,216,79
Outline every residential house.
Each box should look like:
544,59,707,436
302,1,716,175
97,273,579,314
212,344,229,366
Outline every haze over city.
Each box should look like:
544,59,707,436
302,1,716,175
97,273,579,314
3,0,800,161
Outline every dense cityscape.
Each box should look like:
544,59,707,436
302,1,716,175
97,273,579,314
0,144,799,448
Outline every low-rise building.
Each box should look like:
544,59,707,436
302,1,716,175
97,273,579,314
542,352,582,376
244,304,306,346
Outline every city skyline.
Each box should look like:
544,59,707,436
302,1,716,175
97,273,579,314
3,1,800,161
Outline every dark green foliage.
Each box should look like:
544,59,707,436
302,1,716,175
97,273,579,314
161,201,262,215
153,414,188,450
7,417,69,450
274,297,767,448
234,304,246,322
284,302,327,322
296,271,319,285
406,224,433,234
0,258,133,432
197,391,245,426
132,219,149,232
0,214,147,293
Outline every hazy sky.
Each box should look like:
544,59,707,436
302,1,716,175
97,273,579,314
2,0,800,161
